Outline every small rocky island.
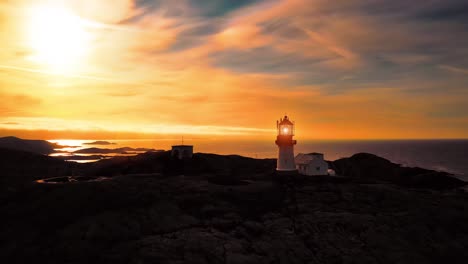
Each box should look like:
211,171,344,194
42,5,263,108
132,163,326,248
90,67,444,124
1,144,468,264
83,140,117,145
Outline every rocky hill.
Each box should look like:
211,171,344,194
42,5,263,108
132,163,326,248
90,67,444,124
330,153,466,189
0,136,61,155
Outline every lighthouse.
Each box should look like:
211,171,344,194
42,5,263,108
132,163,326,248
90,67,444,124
275,115,297,173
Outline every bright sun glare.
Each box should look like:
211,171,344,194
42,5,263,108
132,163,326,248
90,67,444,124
27,5,90,73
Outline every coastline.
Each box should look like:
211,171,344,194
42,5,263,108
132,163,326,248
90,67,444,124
46,138,468,179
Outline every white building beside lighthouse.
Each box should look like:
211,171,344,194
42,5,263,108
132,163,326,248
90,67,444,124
295,153,329,176
275,115,297,173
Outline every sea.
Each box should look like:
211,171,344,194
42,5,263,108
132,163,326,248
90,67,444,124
48,139,468,181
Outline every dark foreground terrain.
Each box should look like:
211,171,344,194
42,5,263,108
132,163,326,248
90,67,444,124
1,148,468,264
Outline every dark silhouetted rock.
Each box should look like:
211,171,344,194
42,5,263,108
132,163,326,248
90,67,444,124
331,153,467,189
85,151,276,180
0,148,81,189
0,136,61,154
2,175,468,264
1,148,468,263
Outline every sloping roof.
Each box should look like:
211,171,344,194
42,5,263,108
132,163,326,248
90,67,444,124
295,153,325,165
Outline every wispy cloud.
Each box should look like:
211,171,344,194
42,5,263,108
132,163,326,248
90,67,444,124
439,65,468,75
0,0,467,139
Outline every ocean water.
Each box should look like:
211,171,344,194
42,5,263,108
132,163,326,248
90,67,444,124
49,139,468,181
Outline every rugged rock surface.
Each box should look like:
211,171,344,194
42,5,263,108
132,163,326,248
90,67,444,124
1,175,468,264
2,148,468,263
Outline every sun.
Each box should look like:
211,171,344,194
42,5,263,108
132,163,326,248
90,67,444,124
26,5,90,73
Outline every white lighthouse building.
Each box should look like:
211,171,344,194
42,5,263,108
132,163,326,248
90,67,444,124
275,115,297,173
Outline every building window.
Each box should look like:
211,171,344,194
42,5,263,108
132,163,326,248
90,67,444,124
316,166,320,171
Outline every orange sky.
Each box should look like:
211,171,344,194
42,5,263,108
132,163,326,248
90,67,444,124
1,0,467,140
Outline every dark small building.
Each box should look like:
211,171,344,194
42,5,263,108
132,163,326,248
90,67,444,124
171,145,193,159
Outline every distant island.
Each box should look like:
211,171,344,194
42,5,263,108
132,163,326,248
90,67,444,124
83,140,116,145
74,147,157,154
0,136,158,160
1,136,468,263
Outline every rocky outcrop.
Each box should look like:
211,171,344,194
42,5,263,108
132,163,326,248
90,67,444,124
85,151,276,180
2,175,468,264
331,153,467,189
0,136,61,155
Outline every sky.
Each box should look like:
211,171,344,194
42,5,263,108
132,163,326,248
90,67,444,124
0,0,467,140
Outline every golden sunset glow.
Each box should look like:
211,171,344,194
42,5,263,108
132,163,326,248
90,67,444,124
0,0,467,140
26,5,90,73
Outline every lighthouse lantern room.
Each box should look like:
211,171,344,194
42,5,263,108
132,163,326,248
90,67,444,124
275,115,297,172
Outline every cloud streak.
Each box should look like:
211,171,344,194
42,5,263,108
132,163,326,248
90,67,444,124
0,0,467,139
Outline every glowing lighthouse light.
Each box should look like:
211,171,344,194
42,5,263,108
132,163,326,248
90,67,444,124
275,115,297,173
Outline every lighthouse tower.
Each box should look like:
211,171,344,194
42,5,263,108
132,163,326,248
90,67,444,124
275,115,297,172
